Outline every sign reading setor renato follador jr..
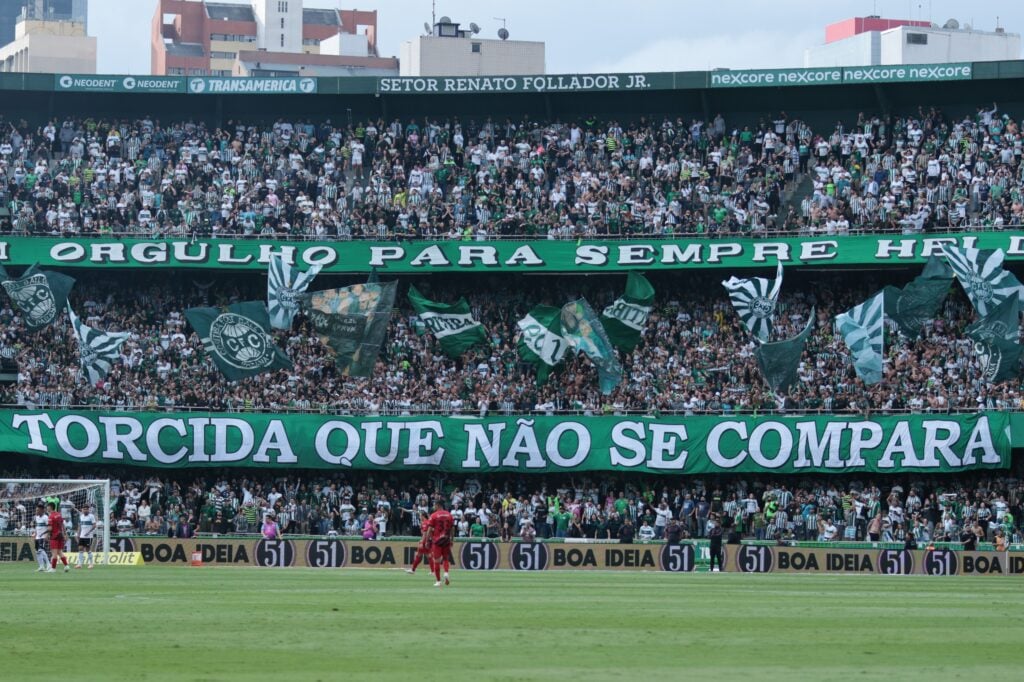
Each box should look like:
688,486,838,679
0,411,1008,474
0,233,1023,273
377,73,658,93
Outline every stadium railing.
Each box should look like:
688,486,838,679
0,403,1012,416
0,222,1017,241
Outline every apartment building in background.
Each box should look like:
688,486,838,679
152,0,398,77
0,0,94,73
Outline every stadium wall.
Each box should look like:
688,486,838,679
0,61,1021,130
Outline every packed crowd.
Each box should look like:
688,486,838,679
1,470,1019,547
1,271,1021,415
0,102,1020,240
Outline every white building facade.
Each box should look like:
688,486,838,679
400,19,543,77
806,17,1020,67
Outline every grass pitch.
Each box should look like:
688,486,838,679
2,564,1022,681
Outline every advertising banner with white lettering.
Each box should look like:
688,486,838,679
709,63,972,88
376,73,666,94
2,234,1024,274
54,74,186,93
0,410,1008,474
187,77,318,95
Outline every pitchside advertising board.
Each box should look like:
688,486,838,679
0,410,1010,475
1,538,1020,575
0,233,1022,273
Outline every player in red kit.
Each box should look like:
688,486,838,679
46,502,69,573
425,500,454,587
405,511,434,575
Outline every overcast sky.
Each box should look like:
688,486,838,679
89,0,1024,74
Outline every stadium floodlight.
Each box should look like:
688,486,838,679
470,22,481,34
1,479,111,567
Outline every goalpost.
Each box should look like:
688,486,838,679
0,479,111,566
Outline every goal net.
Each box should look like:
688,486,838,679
0,479,111,565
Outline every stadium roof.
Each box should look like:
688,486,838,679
302,8,340,26
206,2,256,23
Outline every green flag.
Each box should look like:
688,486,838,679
0,263,75,331
974,337,1022,384
517,305,569,384
755,309,814,394
921,254,953,280
407,285,487,358
883,256,951,338
966,294,1020,344
601,272,655,351
561,299,623,394
836,291,885,385
185,301,292,381
305,280,397,377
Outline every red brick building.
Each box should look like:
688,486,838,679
151,0,396,76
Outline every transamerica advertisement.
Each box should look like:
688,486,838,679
0,233,1023,273
0,411,1009,474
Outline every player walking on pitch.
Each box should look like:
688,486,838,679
33,503,52,572
46,502,69,572
76,504,97,568
424,500,454,587
406,511,434,575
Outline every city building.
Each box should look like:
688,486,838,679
400,17,544,77
0,0,86,48
805,15,1022,67
0,0,94,73
152,0,397,77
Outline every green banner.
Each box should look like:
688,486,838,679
709,68,843,88
709,63,973,88
187,77,318,95
55,74,186,93
0,410,1009,474
1,234,1024,274
842,63,972,84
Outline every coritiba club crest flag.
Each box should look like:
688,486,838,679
942,245,1024,316
722,262,783,342
517,305,569,384
68,305,131,385
267,253,321,330
601,272,655,352
754,309,815,394
0,263,75,330
966,294,1022,384
185,301,292,381
835,291,885,385
407,285,487,358
305,280,397,377
560,299,623,394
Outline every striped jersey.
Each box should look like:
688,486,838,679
79,513,97,539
